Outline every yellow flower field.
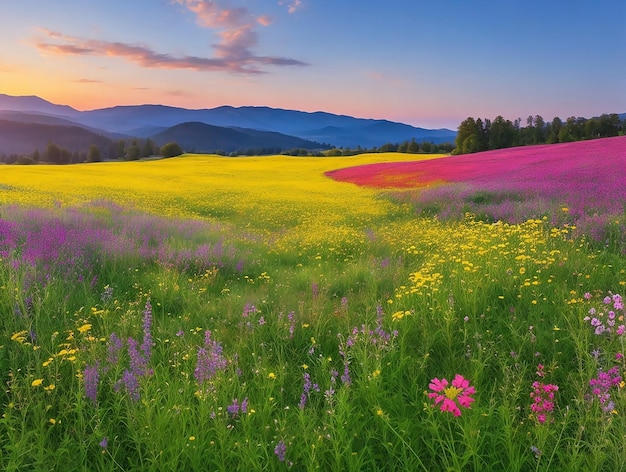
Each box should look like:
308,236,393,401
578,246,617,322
0,153,442,226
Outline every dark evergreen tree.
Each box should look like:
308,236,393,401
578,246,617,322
87,144,101,163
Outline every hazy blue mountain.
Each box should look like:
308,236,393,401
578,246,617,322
0,94,79,117
0,110,126,139
151,122,329,153
0,94,458,149
300,121,455,148
81,105,457,147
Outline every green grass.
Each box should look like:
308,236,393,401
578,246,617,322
0,198,625,471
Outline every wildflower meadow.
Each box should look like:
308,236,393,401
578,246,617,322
1,142,625,470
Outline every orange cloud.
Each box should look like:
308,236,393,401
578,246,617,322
34,29,306,74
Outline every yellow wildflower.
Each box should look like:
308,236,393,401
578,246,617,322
11,330,28,343
77,323,92,334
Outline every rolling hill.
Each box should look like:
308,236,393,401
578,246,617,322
0,119,112,156
151,122,329,153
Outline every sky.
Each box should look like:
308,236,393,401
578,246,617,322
1,0,625,130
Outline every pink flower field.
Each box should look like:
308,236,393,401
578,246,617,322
327,136,626,248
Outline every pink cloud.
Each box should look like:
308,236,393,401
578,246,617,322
73,78,102,84
34,28,306,74
287,1,303,14
180,1,251,29
168,1,300,70
257,15,273,26
279,0,304,14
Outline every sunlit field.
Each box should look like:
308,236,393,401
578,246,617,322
1,150,625,471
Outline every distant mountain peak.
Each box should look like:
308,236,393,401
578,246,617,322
0,93,78,116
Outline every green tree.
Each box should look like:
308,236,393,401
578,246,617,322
115,140,126,159
533,115,546,144
160,142,184,158
407,138,420,153
598,114,620,137
142,139,156,157
488,115,515,149
126,140,141,161
397,141,409,153
44,142,62,164
87,144,101,163
455,117,486,154
560,116,586,142
546,117,562,144
379,143,398,153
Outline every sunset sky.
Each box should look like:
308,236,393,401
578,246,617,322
1,0,624,129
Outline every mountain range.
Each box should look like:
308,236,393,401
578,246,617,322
0,94,457,157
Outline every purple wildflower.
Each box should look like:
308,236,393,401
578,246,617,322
128,337,149,376
116,369,140,402
140,299,153,363
194,330,227,384
340,364,352,386
84,363,99,405
287,311,296,339
242,303,258,318
274,440,287,462
107,332,123,365
227,399,240,417
298,372,320,409
589,366,622,412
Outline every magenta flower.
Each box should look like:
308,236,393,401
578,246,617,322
428,374,476,416
529,365,559,424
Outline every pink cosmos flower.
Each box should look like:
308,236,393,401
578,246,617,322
428,374,476,416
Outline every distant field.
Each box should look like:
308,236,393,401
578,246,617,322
0,152,445,228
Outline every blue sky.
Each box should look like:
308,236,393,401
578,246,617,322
1,0,624,129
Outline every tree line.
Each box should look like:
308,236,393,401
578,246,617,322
1,139,183,165
321,139,455,157
454,113,624,155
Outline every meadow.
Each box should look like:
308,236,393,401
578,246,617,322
1,146,625,471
